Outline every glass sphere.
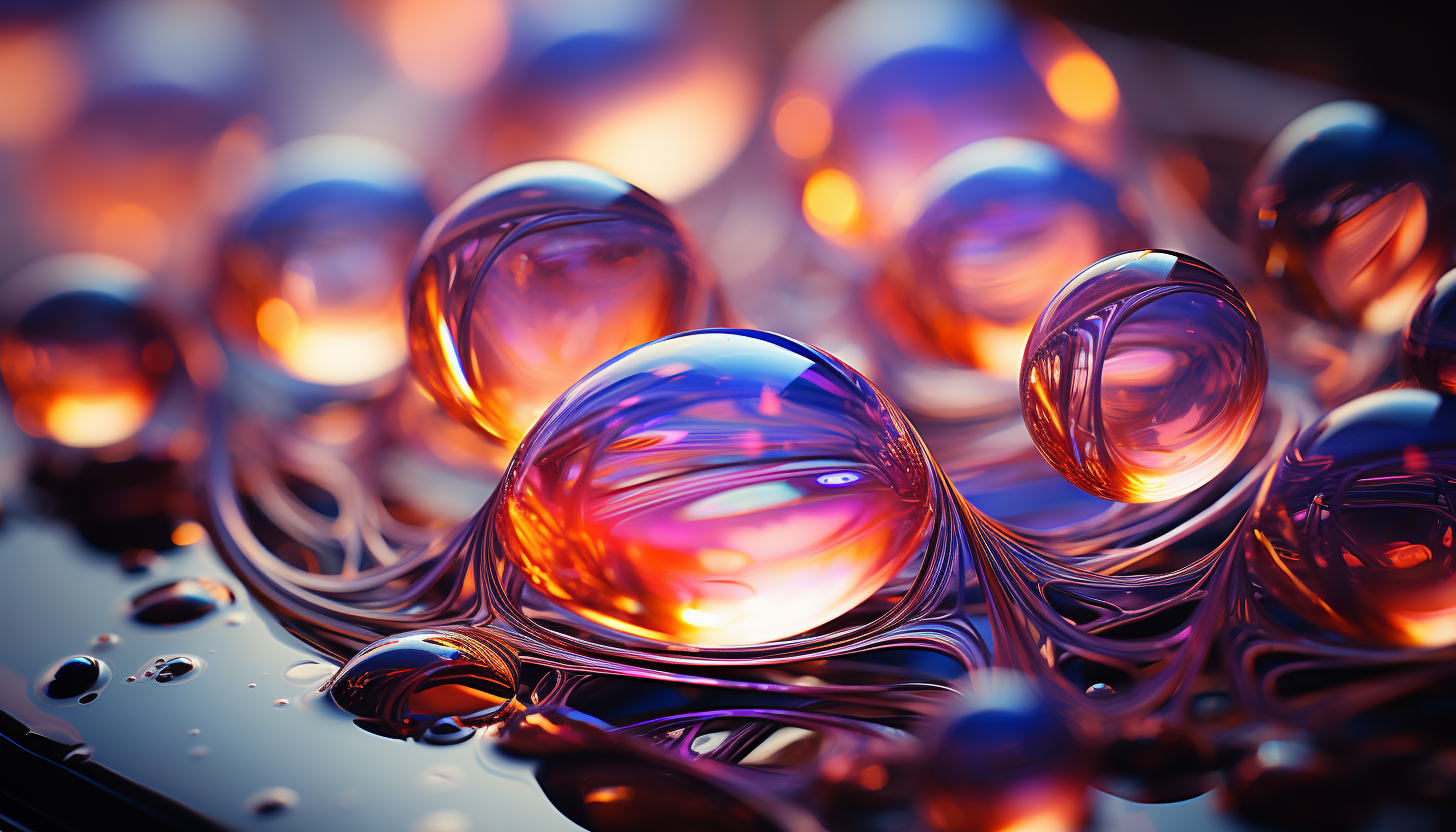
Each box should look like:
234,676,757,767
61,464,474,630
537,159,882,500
780,0,1121,243
1248,389,1456,648
1403,268,1456,393
0,255,172,448
495,329,935,647
1020,250,1267,503
214,135,433,388
886,138,1144,376
1246,100,1451,332
407,161,710,447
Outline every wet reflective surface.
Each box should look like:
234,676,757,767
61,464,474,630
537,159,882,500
1021,250,1267,502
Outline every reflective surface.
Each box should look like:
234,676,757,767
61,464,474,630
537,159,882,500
213,135,433,388
496,329,935,646
407,161,709,448
0,255,172,448
1248,389,1456,647
1021,250,1267,502
1403,268,1456,393
882,138,1143,377
1246,100,1451,332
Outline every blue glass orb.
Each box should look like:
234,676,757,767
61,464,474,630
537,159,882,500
1246,101,1451,331
1249,389,1456,647
1403,268,1456,393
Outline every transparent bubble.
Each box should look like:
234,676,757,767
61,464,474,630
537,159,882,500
0,255,172,448
1248,389,1456,648
1403,268,1456,393
1246,100,1451,332
495,329,935,647
1020,250,1266,503
327,628,519,739
36,655,112,703
406,161,711,447
884,138,1143,376
780,0,1122,242
214,135,434,388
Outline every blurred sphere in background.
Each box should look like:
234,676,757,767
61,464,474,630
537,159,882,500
1246,100,1451,333
1404,268,1456,393
0,254,174,448
466,0,763,203
778,0,1122,246
214,135,433,390
878,137,1144,378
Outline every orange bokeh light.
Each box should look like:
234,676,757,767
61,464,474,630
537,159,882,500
0,27,83,147
380,0,507,96
1043,51,1119,125
803,168,863,240
773,90,833,160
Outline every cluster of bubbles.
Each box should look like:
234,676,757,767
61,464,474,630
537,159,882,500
4,1,1456,829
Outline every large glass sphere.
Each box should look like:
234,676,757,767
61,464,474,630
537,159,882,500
1021,250,1266,503
885,138,1144,377
214,135,433,389
1248,389,1456,648
0,255,172,448
406,161,710,448
1245,100,1450,332
495,329,935,647
1403,268,1456,393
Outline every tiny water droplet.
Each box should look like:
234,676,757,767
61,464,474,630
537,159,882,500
189,728,201,736
224,613,244,626
78,692,98,704
247,683,256,688
1086,682,1116,698
283,660,335,685
125,676,137,683
243,787,298,816
189,745,208,759
273,698,289,708
143,670,153,677
38,656,111,702
90,634,121,649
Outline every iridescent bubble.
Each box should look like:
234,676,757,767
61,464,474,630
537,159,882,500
1403,268,1456,393
0,255,173,448
916,671,1089,832
1020,250,1266,503
406,161,711,447
883,138,1144,376
327,628,519,738
1248,389,1456,648
495,329,935,647
1246,100,1451,332
214,135,434,389
130,577,234,625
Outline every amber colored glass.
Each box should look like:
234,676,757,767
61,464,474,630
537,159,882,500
495,330,934,647
1020,250,1266,503
406,161,710,448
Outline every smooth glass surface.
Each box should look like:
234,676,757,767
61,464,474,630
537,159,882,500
1403,268,1456,393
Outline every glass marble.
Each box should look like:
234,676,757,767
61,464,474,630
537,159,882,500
495,329,934,647
1248,388,1456,648
214,135,434,388
1403,268,1456,393
0,255,172,449
1246,100,1451,332
884,138,1144,376
1020,250,1266,503
407,161,709,447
